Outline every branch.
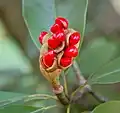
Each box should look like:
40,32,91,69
67,104,71,113
72,61,108,103
71,61,91,100
72,61,87,86
55,91,70,105
63,72,68,96
52,77,70,105
89,90,108,103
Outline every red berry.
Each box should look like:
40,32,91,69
48,37,61,49
69,32,80,45
64,46,78,57
55,17,68,29
53,31,65,42
60,57,72,67
42,50,55,67
50,23,62,33
39,31,48,44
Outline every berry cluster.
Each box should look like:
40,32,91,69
39,17,80,71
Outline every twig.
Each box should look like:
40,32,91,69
71,61,91,101
67,104,71,113
52,77,70,105
56,92,69,105
72,61,87,85
72,61,108,103
89,90,108,103
71,82,88,98
63,72,68,96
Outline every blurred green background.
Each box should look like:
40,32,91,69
1,0,120,112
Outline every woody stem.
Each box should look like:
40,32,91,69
52,77,69,105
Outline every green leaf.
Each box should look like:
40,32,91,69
0,20,32,74
80,37,117,77
23,0,88,48
0,91,25,101
0,91,57,112
0,105,37,113
88,56,120,84
29,105,57,113
0,91,26,108
92,101,120,113
0,38,32,74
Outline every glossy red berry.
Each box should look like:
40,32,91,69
50,23,62,33
53,31,65,42
64,46,78,57
39,31,48,44
42,50,55,67
60,57,72,67
48,37,61,49
69,32,80,45
55,17,68,29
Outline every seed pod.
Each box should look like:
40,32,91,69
53,31,65,42
60,57,72,67
48,37,61,49
39,17,81,85
46,58,58,72
50,23,62,33
39,31,48,44
64,46,78,57
39,43,57,72
55,17,68,29
66,29,80,48
39,32,51,44
39,61,62,82
69,32,80,46
42,50,55,67
57,51,73,70
54,41,65,53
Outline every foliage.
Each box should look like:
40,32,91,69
0,0,120,113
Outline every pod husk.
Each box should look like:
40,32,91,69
66,28,76,46
40,43,49,58
46,58,58,72
40,60,62,82
66,28,80,48
40,45,58,72
42,33,51,44
54,41,65,53
57,51,73,70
